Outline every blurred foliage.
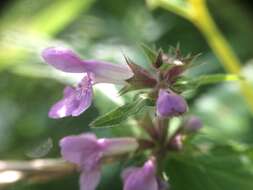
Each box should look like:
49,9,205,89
0,0,253,189
167,144,253,190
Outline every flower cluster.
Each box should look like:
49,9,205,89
42,46,203,190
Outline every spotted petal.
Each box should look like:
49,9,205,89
48,75,93,118
48,86,79,118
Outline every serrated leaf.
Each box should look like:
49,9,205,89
90,97,151,128
166,145,253,190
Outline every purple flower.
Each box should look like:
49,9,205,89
183,116,203,133
42,47,133,118
60,133,138,190
122,159,158,190
156,89,187,118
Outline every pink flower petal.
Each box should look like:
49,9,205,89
71,74,93,116
59,133,98,165
42,47,87,73
100,138,138,156
80,168,101,190
48,86,79,118
122,160,158,190
48,74,93,119
83,60,133,84
121,167,139,181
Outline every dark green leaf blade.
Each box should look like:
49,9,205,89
166,145,253,190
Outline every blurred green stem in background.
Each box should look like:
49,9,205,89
29,0,95,36
146,0,253,114
0,0,95,69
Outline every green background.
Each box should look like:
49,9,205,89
0,0,253,189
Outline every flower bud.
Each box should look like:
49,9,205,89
156,89,187,118
183,116,203,133
168,134,183,151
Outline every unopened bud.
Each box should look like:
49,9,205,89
156,89,188,118
183,116,203,133
168,134,183,151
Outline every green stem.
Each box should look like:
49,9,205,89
191,1,253,113
151,0,192,19
190,1,241,73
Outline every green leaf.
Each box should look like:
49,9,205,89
194,74,243,86
166,145,253,190
90,96,151,128
172,74,242,92
140,43,157,63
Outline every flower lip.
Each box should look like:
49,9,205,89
59,133,103,190
122,159,158,190
48,74,93,119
